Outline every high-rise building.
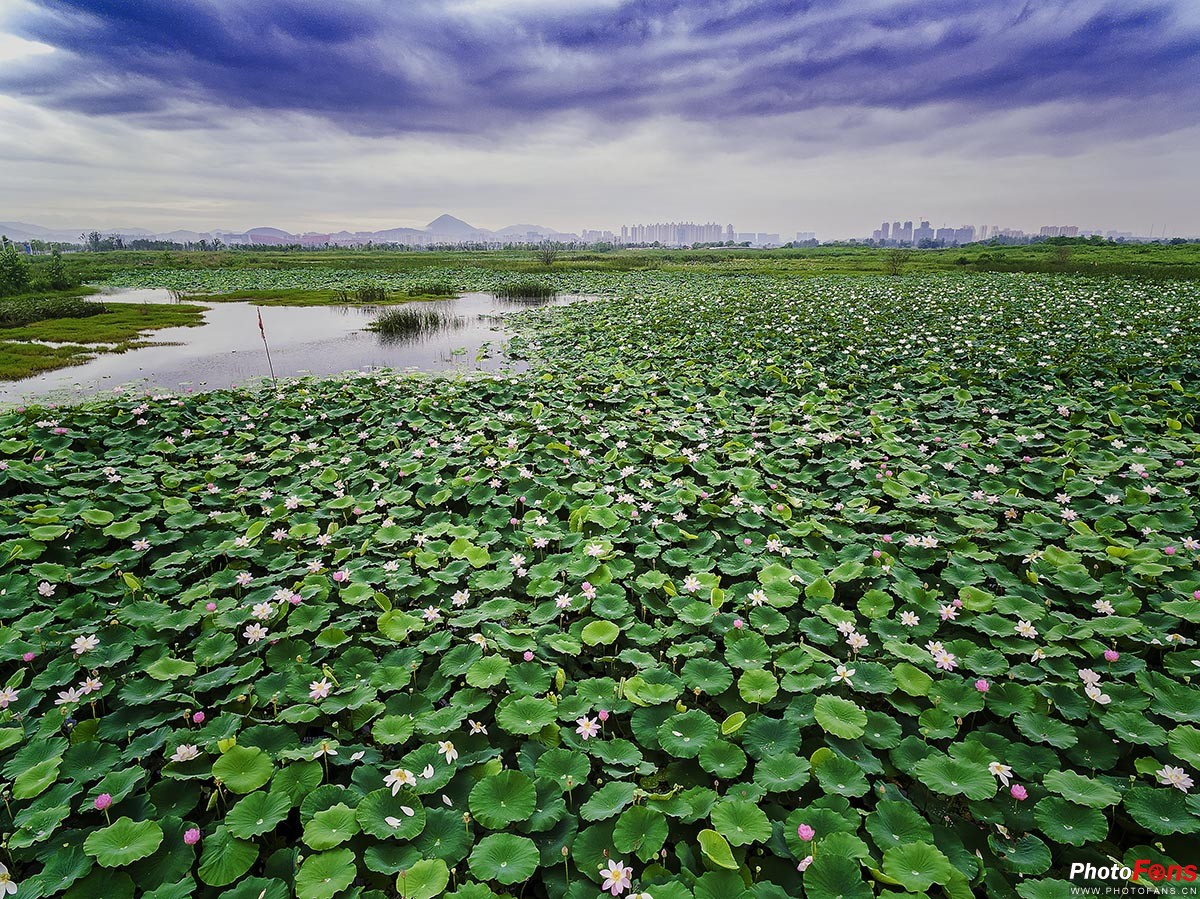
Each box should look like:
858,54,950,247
891,221,902,241
901,221,913,243
880,222,890,240
619,221,727,245
913,221,934,243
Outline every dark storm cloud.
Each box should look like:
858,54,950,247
3,0,1198,138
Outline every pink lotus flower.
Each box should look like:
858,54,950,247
797,823,815,841
192,711,205,724
523,650,534,662
22,652,34,662
205,602,217,612
797,855,814,872
184,828,201,845
1164,546,1176,556
1010,784,1028,801
598,709,610,722
94,793,112,811
1104,649,1119,662
732,618,744,629
332,569,349,583
975,679,989,692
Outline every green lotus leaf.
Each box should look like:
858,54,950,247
697,828,738,870
296,849,357,899
865,799,934,849
737,668,779,704
534,748,590,790
710,799,771,846
882,842,955,892
581,619,620,646
1033,797,1108,846
802,855,872,899
1123,786,1200,835
987,833,1053,875
84,817,164,868
197,825,258,886
814,695,867,739
468,833,540,885
212,745,274,794
356,787,427,840
913,754,998,800
225,790,291,839
1041,770,1121,809
813,755,870,797
397,858,450,899
303,802,360,850
612,805,669,862
469,769,537,829
495,695,558,735
657,710,718,758
580,781,637,821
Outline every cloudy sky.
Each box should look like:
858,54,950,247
1,0,1198,238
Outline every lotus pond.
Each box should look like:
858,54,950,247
1,272,1199,899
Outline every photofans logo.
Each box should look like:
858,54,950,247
1068,860,1199,896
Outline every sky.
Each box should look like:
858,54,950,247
0,0,1198,239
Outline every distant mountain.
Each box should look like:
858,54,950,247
425,214,481,238
2,216,582,247
0,222,88,243
495,223,555,237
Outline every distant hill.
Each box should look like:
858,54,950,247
495,223,555,237
425,214,482,238
2,215,582,246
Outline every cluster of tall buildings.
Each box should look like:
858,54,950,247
619,222,732,245
613,222,805,247
869,219,1107,246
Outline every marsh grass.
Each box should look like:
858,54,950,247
406,281,457,297
492,281,557,300
371,305,464,342
0,295,108,328
0,302,206,344
0,340,97,380
335,285,390,303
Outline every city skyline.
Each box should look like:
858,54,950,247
2,210,1183,251
1,1,1198,237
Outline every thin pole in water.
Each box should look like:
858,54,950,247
257,307,278,389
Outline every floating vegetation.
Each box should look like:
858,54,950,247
1,272,1200,896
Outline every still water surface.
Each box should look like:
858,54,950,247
0,290,578,404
